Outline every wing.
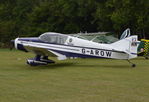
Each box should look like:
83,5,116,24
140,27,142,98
24,45,56,57
24,45,67,60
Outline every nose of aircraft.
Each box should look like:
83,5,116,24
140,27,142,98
10,38,19,50
12,38,28,52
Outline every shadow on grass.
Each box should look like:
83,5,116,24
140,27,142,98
74,64,131,69
20,62,133,70
25,62,76,70
16,59,134,70
101,65,132,68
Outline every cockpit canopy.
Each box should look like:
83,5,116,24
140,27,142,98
39,32,68,44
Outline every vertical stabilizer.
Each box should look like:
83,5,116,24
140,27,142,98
111,36,138,59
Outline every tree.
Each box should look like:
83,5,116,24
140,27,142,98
0,0,149,47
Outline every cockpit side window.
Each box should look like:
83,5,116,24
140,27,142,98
39,33,68,44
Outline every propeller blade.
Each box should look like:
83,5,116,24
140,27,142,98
10,40,14,50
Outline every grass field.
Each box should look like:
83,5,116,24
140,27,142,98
0,49,149,102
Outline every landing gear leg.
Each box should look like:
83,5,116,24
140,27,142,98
127,60,136,68
35,55,41,61
41,56,55,63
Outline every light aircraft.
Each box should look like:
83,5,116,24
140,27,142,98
11,29,138,67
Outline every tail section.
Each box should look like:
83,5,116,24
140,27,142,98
120,28,131,40
111,35,138,59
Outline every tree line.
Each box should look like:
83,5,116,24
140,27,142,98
0,0,149,47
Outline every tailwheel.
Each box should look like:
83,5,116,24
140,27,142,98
131,64,136,68
127,60,136,68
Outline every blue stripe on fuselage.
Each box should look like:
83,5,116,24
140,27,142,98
49,49,106,58
18,38,41,42
131,53,137,55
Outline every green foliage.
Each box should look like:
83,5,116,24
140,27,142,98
0,0,149,47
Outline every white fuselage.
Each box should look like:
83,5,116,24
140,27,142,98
15,35,131,60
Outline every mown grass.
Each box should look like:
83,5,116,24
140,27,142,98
0,49,149,102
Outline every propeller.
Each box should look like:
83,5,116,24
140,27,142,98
10,40,15,50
